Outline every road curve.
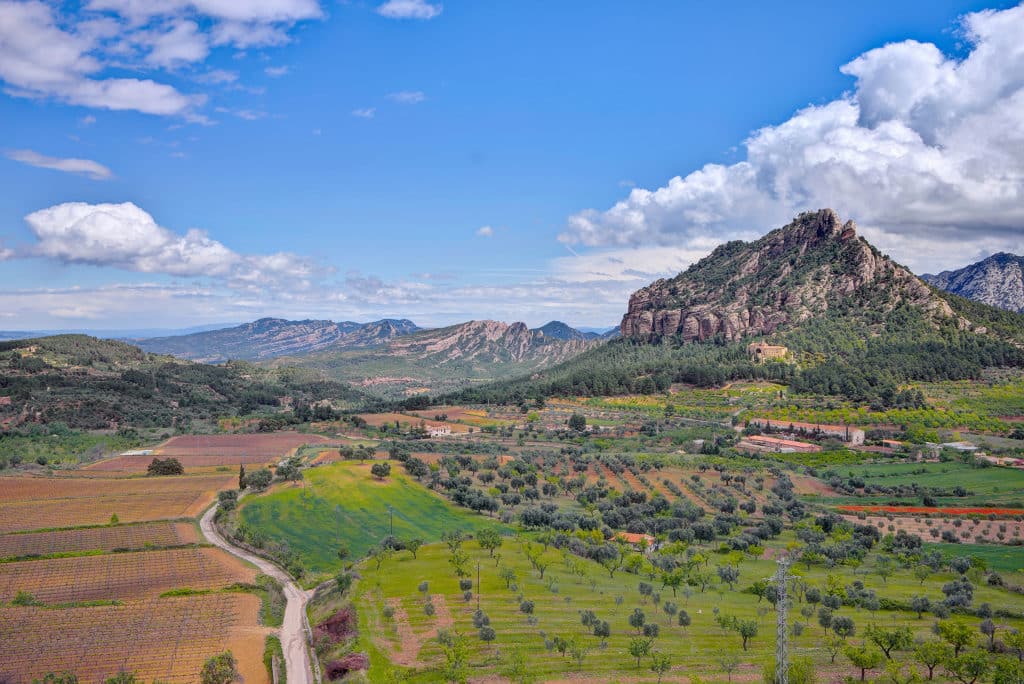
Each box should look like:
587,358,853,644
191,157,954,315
200,504,314,684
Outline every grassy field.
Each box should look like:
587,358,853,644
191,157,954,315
238,461,504,576
345,537,1024,682
925,541,1024,574
837,461,1024,506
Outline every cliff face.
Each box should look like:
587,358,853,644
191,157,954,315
137,317,419,363
922,253,1024,313
385,320,595,365
621,209,961,340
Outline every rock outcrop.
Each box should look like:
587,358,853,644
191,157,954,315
621,209,962,340
922,253,1024,313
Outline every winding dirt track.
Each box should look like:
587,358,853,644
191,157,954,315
200,504,314,684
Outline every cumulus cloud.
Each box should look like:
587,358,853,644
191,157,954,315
476,225,494,237
561,3,1024,272
376,0,442,20
5,149,114,180
0,0,322,117
20,202,312,286
387,90,425,104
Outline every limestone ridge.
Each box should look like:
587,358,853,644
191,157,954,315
136,317,420,363
922,253,1024,313
620,209,962,341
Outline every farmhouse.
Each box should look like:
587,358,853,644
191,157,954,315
741,435,822,453
615,532,657,551
748,418,865,445
747,342,788,363
426,423,452,437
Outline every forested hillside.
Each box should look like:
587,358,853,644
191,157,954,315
0,335,370,431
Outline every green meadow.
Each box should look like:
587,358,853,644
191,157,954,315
238,461,503,575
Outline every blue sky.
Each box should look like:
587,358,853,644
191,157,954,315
1,0,1023,330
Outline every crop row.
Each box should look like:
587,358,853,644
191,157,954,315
0,492,218,533
0,547,254,603
0,474,234,503
0,593,258,683
0,521,197,559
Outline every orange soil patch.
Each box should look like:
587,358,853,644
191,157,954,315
155,432,328,458
0,546,255,604
86,452,278,472
0,593,267,684
791,474,837,496
618,468,648,492
0,521,197,558
839,505,1024,516
0,474,235,502
0,492,222,533
384,594,454,668
355,412,420,427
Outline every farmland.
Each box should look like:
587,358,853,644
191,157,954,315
0,593,266,684
0,520,198,559
0,439,307,682
234,461,504,577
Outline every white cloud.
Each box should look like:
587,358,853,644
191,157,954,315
561,3,1024,273
0,0,322,117
476,225,494,237
19,202,312,285
144,19,209,67
264,65,289,77
80,115,97,126
5,149,114,180
387,90,425,104
376,0,442,20
351,107,376,119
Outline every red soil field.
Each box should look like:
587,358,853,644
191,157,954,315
0,521,198,558
86,452,279,472
155,432,329,457
0,593,267,684
0,474,235,501
0,546,255,604
839,505,1024,516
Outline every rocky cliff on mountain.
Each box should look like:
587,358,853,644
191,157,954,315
922,253,1024,313
136,317,419,363
621,209,962,341
385,320,595,365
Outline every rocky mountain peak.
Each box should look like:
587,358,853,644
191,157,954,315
621,209,962,341
922,253,1024,313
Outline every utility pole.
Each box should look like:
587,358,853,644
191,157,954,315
772,557,791,684
477,561,481,611
388,505,394,536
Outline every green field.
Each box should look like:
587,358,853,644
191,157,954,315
925,542,1024,574
838,461,1024,506
238,461,503,575
345,538,1024,682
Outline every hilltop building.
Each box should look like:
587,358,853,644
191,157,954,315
747,342,788,363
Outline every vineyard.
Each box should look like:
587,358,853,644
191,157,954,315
85,452,277,472
0,474,235,500
0,547,255,603
0,491,219,532
0,593,265,684
0,521,198,559
156,432,329,457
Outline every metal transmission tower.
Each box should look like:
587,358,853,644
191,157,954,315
772,557,792,684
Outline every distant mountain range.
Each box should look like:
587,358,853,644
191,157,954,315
134,317,420,363
922,253,1024,313
266,319,603,398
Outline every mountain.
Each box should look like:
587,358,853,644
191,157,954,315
135,317,420,363
270,319,601,399
532,321,593,341
620,209,961,340
922,253,1024,313
443,210,1024,408
0,323,236,342
0,335,370,431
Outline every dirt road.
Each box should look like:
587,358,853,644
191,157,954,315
200,505,314,684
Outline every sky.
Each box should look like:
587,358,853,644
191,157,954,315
1,0,1023,331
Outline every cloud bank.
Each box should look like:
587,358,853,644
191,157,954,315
561,4,1024,272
